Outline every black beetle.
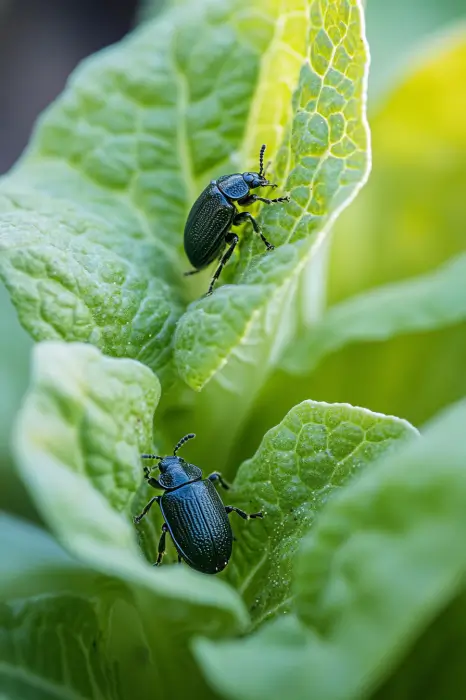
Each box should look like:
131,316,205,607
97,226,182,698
134,433,264,574
184,144,289,295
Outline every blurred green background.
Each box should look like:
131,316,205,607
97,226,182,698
1,0,465,518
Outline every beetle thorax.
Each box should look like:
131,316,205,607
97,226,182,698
157,456,202,490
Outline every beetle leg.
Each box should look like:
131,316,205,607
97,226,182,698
233,211,274,251
238,194,289,206
141,468,163,491
184,268,202,277
207,232,239,295
143,465,159,481
147,477,163,490
134,496,160,524
225,506,264,520
154,523,169,566
253,195,289,205
178,554,183,564
208,471,230,490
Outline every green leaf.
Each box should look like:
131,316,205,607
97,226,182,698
13,341,246,615
225,400,416,628
11,342,248,699
13,341,245,627
0,595,124,700
0,0,308,384
15,340,161,522
282,252,466,375
195,399,466,700
0,513,87,601
174,0,370,391
0,515,126,700
0,192,182,386
0,4,203,384
0,514,162,700
0,285,36,520
0,286,31,458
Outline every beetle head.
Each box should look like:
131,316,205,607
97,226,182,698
242,171,276,190
242,144,277,190
158,455,184,473
155,433,202,489
158,454,203,489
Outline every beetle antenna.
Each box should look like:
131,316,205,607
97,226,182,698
173,433,196,455
259,144,266,176
141,453,163,460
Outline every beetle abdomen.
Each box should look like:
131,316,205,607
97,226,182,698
184,183,234,269
160,480,233,574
